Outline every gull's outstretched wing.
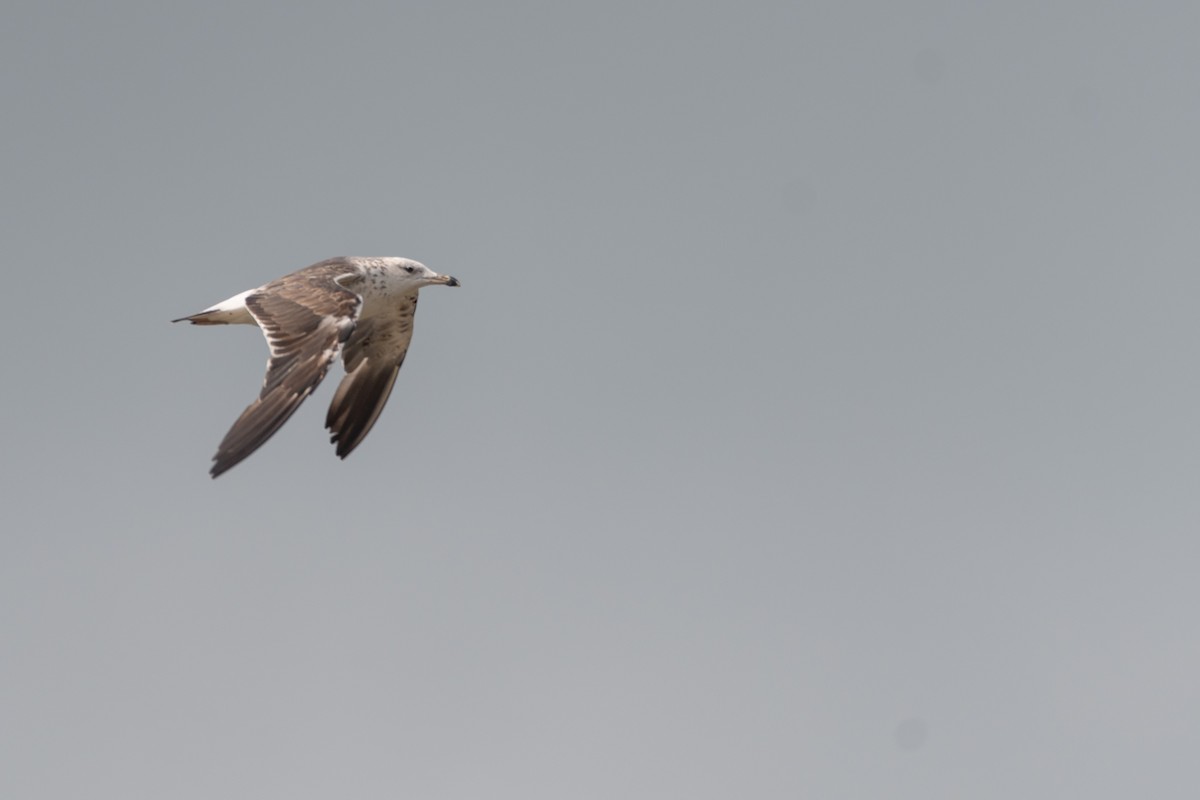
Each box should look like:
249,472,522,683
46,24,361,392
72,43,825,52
210,265,364,477
325,294,419,459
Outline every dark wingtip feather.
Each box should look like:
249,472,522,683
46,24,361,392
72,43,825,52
326,363,402,460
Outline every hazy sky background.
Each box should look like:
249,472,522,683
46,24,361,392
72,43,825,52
4,2,1200,797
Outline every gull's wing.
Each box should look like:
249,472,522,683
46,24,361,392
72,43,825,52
325,294,419,459
210,266,364,477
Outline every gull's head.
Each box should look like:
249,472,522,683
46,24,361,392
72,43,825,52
393,258,460,289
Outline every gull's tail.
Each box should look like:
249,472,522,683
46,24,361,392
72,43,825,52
172,310,228,325
172,289,257,326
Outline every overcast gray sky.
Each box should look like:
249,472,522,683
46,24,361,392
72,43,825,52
4,1,1200,797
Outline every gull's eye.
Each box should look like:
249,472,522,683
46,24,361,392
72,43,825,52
404,265,415,273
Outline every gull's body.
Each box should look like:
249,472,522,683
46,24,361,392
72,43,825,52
174,256,460,477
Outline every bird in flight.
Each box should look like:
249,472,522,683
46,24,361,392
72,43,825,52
174,256,460,478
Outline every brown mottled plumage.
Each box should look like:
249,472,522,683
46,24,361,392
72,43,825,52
174,257,460,477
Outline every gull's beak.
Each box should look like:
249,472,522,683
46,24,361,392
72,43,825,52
438,274,461,287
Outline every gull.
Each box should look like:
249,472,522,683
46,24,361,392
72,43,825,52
174,256,460,477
